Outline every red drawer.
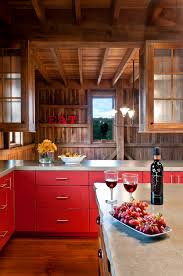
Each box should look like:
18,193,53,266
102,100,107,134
143,172,150,183
37,186,89,209
143,172,176,184
36,208,89,232
89,172,104,186
36,171,88,186
90,209,99,233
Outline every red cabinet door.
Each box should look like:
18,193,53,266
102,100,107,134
37,185,89,209
14,171,36,231
37,208,89,233
143,172,150,183
89,209,99,233
143,172,175,184
36,171,88,186
89,172,104,186
5,172,15,232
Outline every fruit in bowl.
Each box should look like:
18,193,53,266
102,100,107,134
58,153,86,164
112,201,167,235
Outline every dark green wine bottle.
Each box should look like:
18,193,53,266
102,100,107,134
151,147,163,205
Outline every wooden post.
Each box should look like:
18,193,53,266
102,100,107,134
3,132,10,149
115,80,124,160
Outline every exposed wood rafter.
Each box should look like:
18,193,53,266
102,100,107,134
72,0,81,24
112,0,121,25
31,0,46,24
112,48,137,86
78,48,83,85
97,48,109,85
32,49,50,82
50,48,67,86
146,0,176,27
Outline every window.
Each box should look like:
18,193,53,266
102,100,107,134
9,132,23,147
92,92,115,142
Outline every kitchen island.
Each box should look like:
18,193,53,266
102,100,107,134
95,183,183,276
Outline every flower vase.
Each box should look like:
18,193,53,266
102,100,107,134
39,152,54,164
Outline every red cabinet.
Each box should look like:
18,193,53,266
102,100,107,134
143,171,183,184
36,171,88,186
89,209,99,233
14,171,36,231
0,172,14,251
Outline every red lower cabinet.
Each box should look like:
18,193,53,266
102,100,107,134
37,208,89,232
90,209,99,233
143,171,183,184
0,172,14,250
14,171,36,231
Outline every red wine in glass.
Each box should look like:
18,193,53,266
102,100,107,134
105,179,118,189
124,183,137,193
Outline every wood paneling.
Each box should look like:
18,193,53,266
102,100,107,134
0,144,35,160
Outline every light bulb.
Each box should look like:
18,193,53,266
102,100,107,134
111,109,118,117
128,109,135,118
120,107,129,117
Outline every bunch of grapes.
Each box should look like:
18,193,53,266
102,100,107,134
113,201,167,235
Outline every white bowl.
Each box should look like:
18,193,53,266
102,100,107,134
58,155,86,164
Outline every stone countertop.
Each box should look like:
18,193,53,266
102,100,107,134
0,160,183,177
94,183,183,276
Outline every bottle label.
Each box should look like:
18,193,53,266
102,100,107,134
152,175,163,196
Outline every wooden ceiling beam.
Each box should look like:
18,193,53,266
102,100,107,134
97,48,109,85
112,0,121,25
72,0,81,24
32,49,50,82
50,48,67,86
112,48,137,86
78,48,83,85
31,0,46,24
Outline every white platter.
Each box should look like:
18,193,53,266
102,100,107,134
109,212,172,238
58,155,86,164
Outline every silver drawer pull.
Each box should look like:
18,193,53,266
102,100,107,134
56,196,69,200
170,175,173,184
56,219,69,223
0,231,8,238
178,176,180,184
56,177,68,181
0,204,7,210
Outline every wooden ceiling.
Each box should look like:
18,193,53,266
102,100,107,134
2,0,182,85
32,46,139,85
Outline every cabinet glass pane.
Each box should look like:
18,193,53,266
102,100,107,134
173,49,183,72
174,100,183,123
12,100,21,122
173,75,183,98
12,79,21,97
154,100,172,123
154,75,171,98
154,49,171,74
3,101,12,122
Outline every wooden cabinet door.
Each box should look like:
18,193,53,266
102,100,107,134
14,171,36,231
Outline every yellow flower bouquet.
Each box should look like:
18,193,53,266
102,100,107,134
38,139,57,164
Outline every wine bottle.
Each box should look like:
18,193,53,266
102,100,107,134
151,147,163,205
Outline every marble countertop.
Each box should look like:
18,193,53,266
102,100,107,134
94,183,183,276
0,160,183,177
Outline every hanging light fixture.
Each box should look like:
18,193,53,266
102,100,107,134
120,107,129,117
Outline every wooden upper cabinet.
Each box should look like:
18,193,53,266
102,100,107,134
139,42,183,133
0,41,35,132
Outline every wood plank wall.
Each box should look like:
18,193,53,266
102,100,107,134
124,86,183,160
0,144,35,160
36,80,116,160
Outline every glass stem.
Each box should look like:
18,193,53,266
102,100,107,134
130,193,133,201
111,188,113,201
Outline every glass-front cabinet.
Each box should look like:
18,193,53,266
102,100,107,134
139,42,183,132
0,41,35,132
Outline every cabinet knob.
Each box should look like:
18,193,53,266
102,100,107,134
98,249,103,258
96,216,100,225
178,175,180,184
150,122,154,125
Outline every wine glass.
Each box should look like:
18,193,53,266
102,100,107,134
122,173,138,201
104,170,118,205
